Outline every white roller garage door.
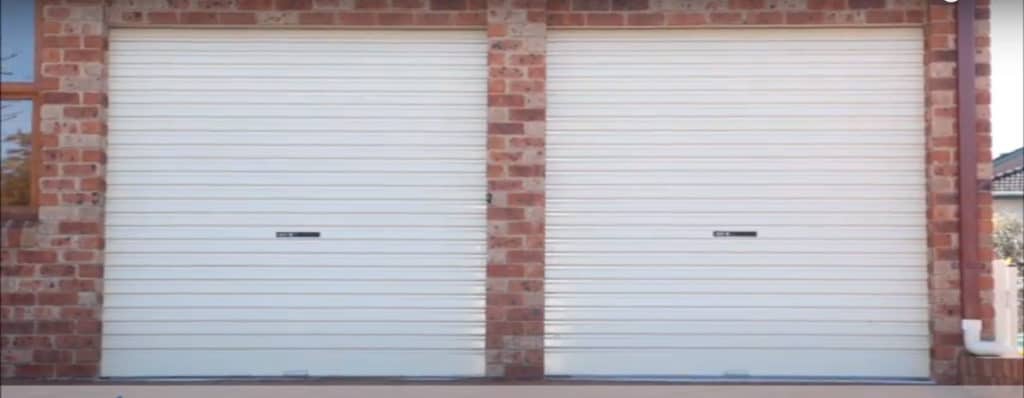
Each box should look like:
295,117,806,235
546,29,928,379
103,30,487,377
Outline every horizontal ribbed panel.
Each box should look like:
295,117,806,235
103,29,486,378
105,322,484,335
546,28,928,379
545,350,928,378
103,351,482,378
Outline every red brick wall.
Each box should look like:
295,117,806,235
1,0,107,379
960,356,1024,385
0,0,1002,384
924,0,998,384
108,0,487,26
545,0,926,26
485,0,547,380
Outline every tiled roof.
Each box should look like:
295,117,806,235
993,147,1023,194
993,166,1023,193
994,148,1023,176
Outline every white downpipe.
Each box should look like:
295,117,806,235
961,262,1021,357
962,319,1017,357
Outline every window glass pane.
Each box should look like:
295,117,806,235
1,100,33,206
1,0,35,83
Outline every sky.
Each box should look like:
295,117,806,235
991,0,1024,157
0,0,35,83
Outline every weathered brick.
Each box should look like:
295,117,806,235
57,222,99,235
807,0,846,10
35,321,73,335
41,64,80,77
627,12,663,25
33,350,72,364
74,349,100,363
848,0,885,9
355,0,389,8
488,207,525,221
489,94,525,107
573,0,610,11
42,36,81,49
507,250,543,264
786,10,825,24
393,0,426,8
14,365,55,379
487,265,527,278
276,0,314,10
416,12,453,25
76,264,103,279
46,7,72,20
181,11,219,24
489,179,524,191
508,108,544,121
220,12,259,24
430,0,466,10
61,106,98,119
508,165,543,177
239,0,275,9
295,11,331,23
39,265,75,278
42,92,80,105
54,364,97,378
489,123,525,135
747,10,783,24
37,293,77,306
506,307,542,321
508,193,543,206
667,12,707,25
866,9,905,23
586,12,623,25
0,322,34,334
17,251,58,264
509,80,543,93
611,0,648,11
730,0,765,9
338,11,377,24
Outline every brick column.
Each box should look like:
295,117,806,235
0,0,108,379
925,0,965,383
924,0,994,384
485,0,546,380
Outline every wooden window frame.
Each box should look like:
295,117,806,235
1,0,42,221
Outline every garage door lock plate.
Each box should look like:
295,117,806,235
276,232,321,238
713,231,757,238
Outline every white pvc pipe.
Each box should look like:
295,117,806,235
962,320,1018,357
961,261,1021,357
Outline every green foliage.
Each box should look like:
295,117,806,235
1,128,32,207
994,215,1024,267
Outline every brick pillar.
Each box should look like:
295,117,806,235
0,0,108,379
925,0,965,383
485,0,547,380
924,0,995,384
